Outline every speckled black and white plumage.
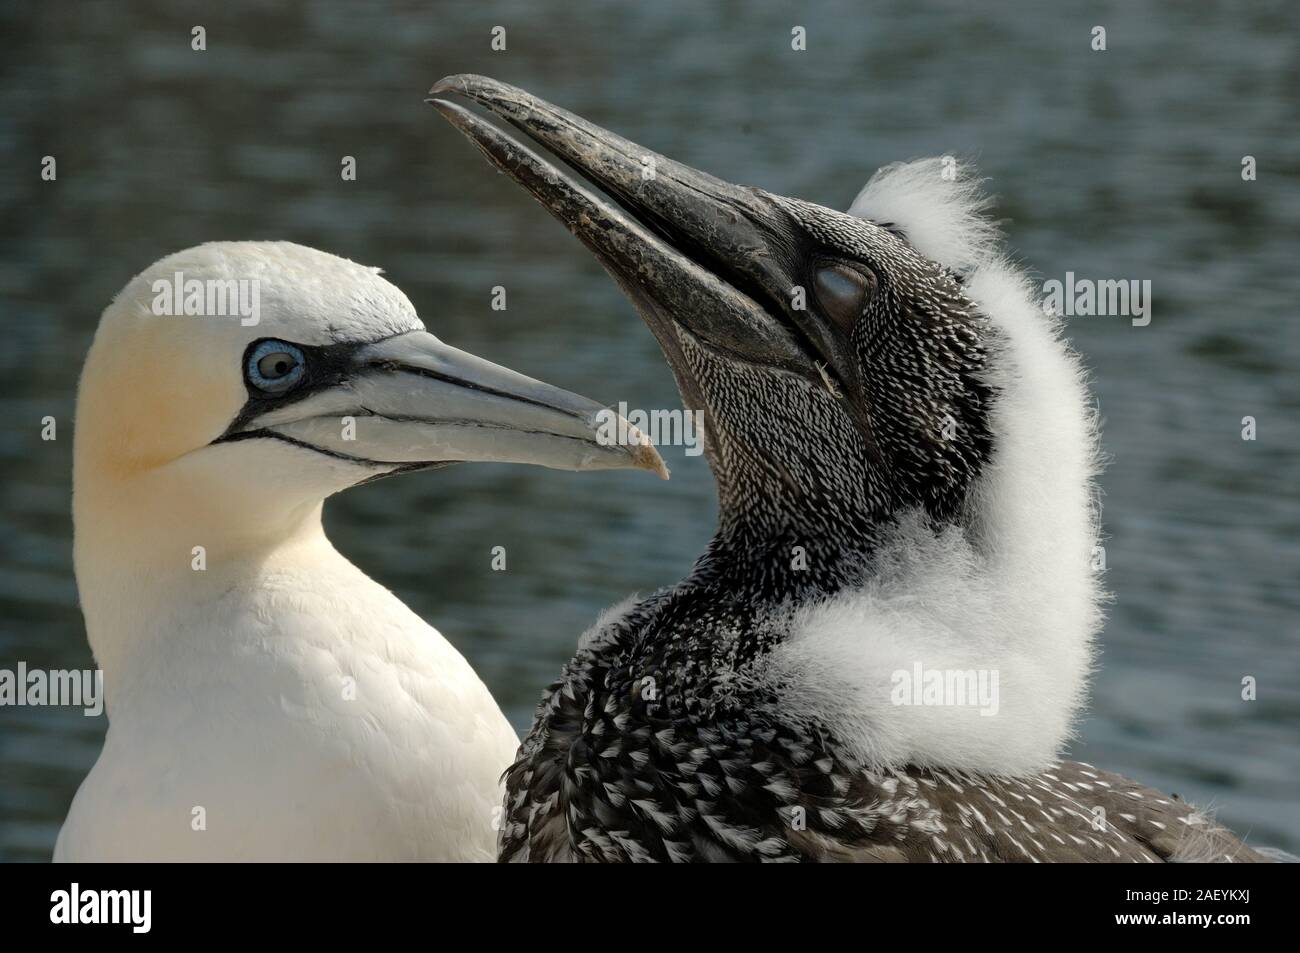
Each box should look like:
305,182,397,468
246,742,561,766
500,569,1264,863
499,479,1262,863
428,76,1269,863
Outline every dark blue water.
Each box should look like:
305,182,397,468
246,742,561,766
1,1,1296,860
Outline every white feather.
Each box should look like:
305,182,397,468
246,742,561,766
849,157,1001,273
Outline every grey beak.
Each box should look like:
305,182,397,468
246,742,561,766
426,74,825,395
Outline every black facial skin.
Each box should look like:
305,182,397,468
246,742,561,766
219,337,360,439
214,337,453,477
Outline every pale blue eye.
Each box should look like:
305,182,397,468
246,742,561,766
247,339,306,393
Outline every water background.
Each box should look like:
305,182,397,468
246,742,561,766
1,0,1297,860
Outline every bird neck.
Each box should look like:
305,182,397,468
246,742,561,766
690,496,888,603
684,434,893,600
72,457,339,702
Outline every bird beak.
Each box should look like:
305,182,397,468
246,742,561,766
224,329,668,478
426,74,830,401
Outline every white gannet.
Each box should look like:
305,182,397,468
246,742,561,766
429,75,1275,863
55,241,664,862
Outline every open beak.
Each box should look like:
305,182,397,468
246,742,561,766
426,74,832,403
223,329,668,478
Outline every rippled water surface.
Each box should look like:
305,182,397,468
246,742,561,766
2,1,1297,860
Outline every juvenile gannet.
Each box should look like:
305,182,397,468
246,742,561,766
430,75,1273,862
55,241,664,862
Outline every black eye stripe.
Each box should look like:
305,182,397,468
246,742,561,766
217,338,367,441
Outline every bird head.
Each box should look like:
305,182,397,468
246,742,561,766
74,241,664,556
430,77,1017,569
432,79,1106,770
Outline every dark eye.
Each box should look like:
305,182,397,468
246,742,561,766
813,263,875,332
246,339,306,393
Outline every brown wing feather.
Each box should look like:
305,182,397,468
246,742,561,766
828,761,1269,863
